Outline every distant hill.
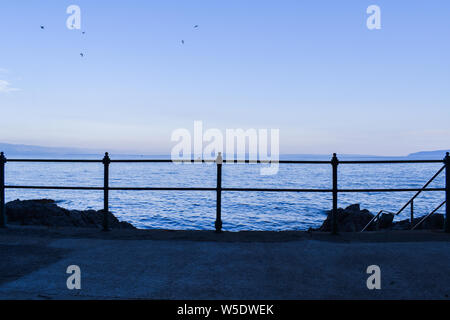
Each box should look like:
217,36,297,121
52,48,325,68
0,143,102,157
407,150,450,159
0,143,164,159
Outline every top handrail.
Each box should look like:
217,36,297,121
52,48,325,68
338,160,443,164
3,158,446,164
5,159,104,163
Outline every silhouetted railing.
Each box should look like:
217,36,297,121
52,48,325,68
412,200,446,230
361,163,447,232
0,152,449,234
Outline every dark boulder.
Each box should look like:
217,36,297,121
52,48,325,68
392,214,444,230
5,199,135,229
319,204,375,232
419,214,445,230
391,219,411,231
377,213,394,229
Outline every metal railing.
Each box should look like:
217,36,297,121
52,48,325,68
412,200,446,230
361,163,447,232
0,151,449,234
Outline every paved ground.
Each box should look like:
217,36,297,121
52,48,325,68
0,226,449,299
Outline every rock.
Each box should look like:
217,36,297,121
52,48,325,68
420,214,444,230
5,199,136,229
391,219,410,231
392,214,444,230
318,202,445,232
377,213,394,229
319,204,375,232
345,204,362,213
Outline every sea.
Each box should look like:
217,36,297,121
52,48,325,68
3,154,447,231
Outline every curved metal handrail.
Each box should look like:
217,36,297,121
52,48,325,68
360,210,396,232
394,165,445,216
411,201,446,230
361,165,445,232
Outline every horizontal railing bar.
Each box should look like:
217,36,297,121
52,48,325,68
4,186,445,192
222,188,333,192
339,160,443,164
3,158,445,164
338,188,445,192
5,185,215,191
109,187,216,191
225,160,331,164
5,159,329,164
224,188,445,193
5,186,103,190
4,186,331,192
6,159,103,163
110,160,331,164
110,159,214,163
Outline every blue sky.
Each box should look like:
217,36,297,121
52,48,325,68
0,0,449,155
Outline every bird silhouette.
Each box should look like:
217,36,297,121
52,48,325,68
40,25,45,29
82,31,85,35
181,40,185,44
194,25,199,28
80,53,84,57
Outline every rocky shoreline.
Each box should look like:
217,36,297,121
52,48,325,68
5,199,135,229
3,199,445,232
317,203,444,232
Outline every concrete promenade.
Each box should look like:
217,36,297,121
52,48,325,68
0,226,449,299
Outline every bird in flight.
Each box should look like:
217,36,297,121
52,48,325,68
40,25,45,29
82,31,85,35
80,53,84,57
180,25,198,44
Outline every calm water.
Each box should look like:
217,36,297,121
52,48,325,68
4,156,446,231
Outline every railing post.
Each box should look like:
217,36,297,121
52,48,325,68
445,152,450,233
215,152,223,233
331,153,339,235
102,152,111,231
0,152,6,228
410,199,414,230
